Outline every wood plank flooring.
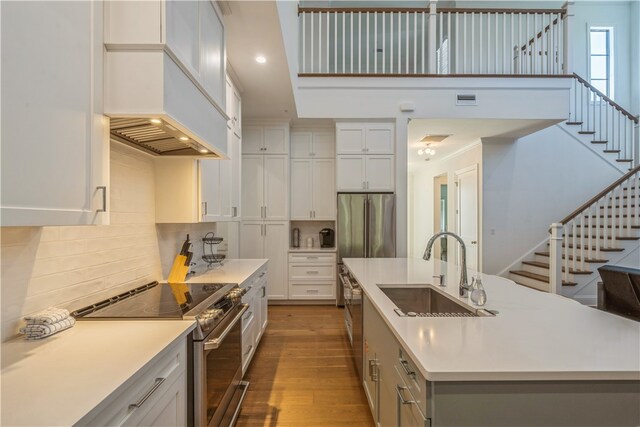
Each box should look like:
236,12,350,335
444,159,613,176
236,305,374,427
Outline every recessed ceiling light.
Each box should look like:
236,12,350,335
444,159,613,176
199,148,209,153
179,136,189,141
255,55,267,64
150,119,162,124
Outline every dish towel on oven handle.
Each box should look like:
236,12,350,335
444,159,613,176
23,307,70,325
20,317,76,340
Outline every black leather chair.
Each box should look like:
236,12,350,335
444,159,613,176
597,265,640,321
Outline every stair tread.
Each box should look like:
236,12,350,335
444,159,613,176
522,260,592,274
616,159,633,163
567,234,640,240
566,121,583,125
559,243,624,251
534,251,609,263
603,150,620,153
509,270,577,286
576,224,640,229
591,140,608,144
578,131,596,134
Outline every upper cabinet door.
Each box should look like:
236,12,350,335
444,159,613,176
365,156,394,192
365,124,394,154
200,159,222,222
336,156,366,192
263,156,289,220
199,0,225,107
232,86,241,134
1,1,108,226
312,159,336,220
312,132,335,158
230,131,242,218
165,0,200,77
290,132,313,158
290,159,313,219
241,156,264,220
242,126,263,154
263,126,288,154
219,158,232,220
240,222,264,259
336,124,366,154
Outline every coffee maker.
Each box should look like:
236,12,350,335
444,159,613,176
319,228,335,248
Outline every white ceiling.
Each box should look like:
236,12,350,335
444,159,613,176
223,1,297,119
407,118,558,165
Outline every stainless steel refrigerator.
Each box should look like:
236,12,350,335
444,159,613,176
336,193,396,305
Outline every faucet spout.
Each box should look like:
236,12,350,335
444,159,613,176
423,232,470,297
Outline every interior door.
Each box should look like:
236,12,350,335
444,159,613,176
455,165,479,272
241,156,264,219
337,194,366,261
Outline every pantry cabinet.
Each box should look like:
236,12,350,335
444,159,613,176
242,125,289,155
1,1,108,226
336,123,394,155
290,131,335,158
240,222,289,300
242,155,288,221
337,155,394,192
290,159,336,220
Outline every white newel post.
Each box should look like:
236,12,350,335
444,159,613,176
562,2,574,74
549,223,564,294
428,1,437,74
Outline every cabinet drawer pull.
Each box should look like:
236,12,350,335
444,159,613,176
258,272,266,278
306,256,319,260
262,286,266,297
399,358,416,378
244,344,254,357
244,311,253,320
306,289,319,293
96,186,107,212
306,270,319,274
396,384,415,405
129,377,166,409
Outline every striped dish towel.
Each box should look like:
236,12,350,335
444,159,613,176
20,317,76,340
23,307,70,325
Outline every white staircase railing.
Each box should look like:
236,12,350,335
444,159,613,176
549,165,640,293
298,5,568,76
569,74,640,166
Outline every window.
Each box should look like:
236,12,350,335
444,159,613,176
589,27,613,100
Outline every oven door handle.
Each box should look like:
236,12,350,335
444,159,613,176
204,304,249,351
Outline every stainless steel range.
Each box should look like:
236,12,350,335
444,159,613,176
339,266,363,380
73,281,249,427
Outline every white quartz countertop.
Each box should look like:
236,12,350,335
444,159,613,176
184,258,268,285
1,320,196,426
344,258,640,382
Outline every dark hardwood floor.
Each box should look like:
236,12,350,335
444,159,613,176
235,305,374,427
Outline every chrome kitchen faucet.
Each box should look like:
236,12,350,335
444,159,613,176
423,232,470,298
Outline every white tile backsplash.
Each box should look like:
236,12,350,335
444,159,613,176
0,142,206,341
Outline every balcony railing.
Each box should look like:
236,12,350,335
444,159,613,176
298,5,568,76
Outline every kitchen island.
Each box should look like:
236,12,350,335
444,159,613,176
344,258,640,426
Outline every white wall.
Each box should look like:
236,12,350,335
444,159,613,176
482,124,622,275
409,143,482,263
570,1,636,113
0,143,217,341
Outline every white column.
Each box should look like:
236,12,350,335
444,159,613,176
549,223,564,294
561,1,574,74
428,1,438,74
395,116,409,257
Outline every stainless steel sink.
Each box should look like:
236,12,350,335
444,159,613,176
379,286,495,317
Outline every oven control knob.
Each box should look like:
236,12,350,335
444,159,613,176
198,308,224,324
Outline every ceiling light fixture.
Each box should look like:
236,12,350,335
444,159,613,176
255,55,267,64
149,118,162,124
179,136,189,141
199,148,209,153
418,149,424,156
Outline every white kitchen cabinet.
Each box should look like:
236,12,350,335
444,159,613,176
291,131,335,158
1,1,108,226
258,273,268,336
166,0,199,77
242,155,288,221
229,130,242,218
241,222,289,300
77,339,187,427
242,124,289,155
287,252,336,301
336,123,394,155
199,1,225,106
290,159,335,220
154,156,237,223
239,266,268,374
337,155,394,192
226,75,241,137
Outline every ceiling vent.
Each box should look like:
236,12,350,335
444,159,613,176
456,94,477,106
420,134,450,143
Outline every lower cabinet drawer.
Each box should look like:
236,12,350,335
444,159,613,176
288,282,336,299
288,264,336,281
77,339,187,427
288,253,337,264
